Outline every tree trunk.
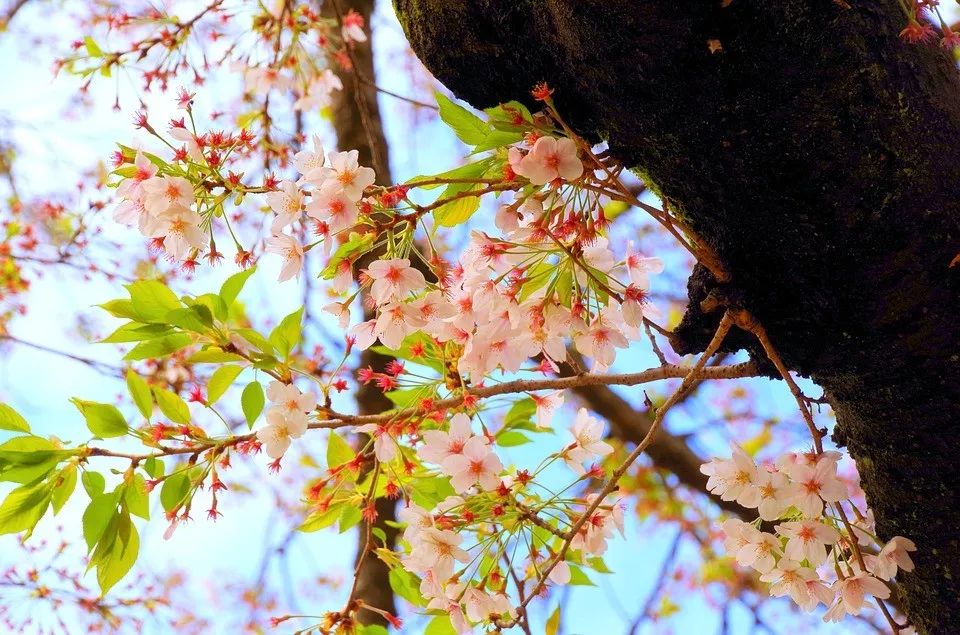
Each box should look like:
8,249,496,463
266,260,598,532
393,1,960,632
325,0,398,627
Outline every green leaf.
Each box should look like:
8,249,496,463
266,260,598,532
241,382,265,428
424,614,457,635
160,472,190,512
545,606,561,635
326,430,353,470
586,555,613,573
405,158,496,191
389,568,425,607
360,626,390,635
123,333,193,361
83,36,103,57
82,492,117,550
143,457,164,479
51,464,78,514
125,280,182,323
233,328,274,355
435,92,489,146
568,563,595,586
219,267,257,309
124,474,150,520
472,129,524,153
339,505,362,533
0,480,51,536
96,511,139,595
433,181,482,227
0,403,30,433
207,365,244,405
186,348,245,364
100,322,171,344
71,399,128,439
298,506,341,532
321,232,373,280
152,387,191,425
505,398,536,428
484,100,533,128
125,370,153,420
165,306,212,333
98,299,139,320
496,431,531,447
82,471,106,498
519,260,555,302
269,307,304,359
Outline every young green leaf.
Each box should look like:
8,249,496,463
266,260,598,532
96,511,139,595
326,430,353,470
0,480,51,536
160,472,190,512
82,471,106,498
269,307,304,359
125,370,153,420
435,92,489,146
124,279,182,323
51,464,78,514
0,403,30,433
219,266,257,309
71,399,128,439
123,333,193,361
151,387,191,425
207,365,244,405
241,381,265,428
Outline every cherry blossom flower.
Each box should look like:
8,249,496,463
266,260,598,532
356,423,400,462
420,413,475,464
825,572,891,620
776,520,840,566
349,319,378,350
265,380,316,427
625,241,664,288
754,469,790,521
293,69,343,111
311,149,375,200
405,527,470,580
870,536,916,580
293,134,326,177
265,233,304,282
374,302,421,349
256,408,308,459
442,436,503,492
700,444,760,507
760,559,830,609
515,136,583,185
341,9,368,43
563,408,613,475
784,458,847,518
735,526,781,573
141,175,194,214
573,316,629,370
531,391,564,429
366,258,427,305
305,182,358,234
548,559,571,585
265,180,303,231
148,206,205,260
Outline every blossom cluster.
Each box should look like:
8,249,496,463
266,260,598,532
256,381,317,459
702,445,916,623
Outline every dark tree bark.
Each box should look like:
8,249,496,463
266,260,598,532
393,1,960,632
324,0,398,627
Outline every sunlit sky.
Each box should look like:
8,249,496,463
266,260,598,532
0,2,886,633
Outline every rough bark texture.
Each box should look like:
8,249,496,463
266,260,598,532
325,0,398,626
394,1,960,632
